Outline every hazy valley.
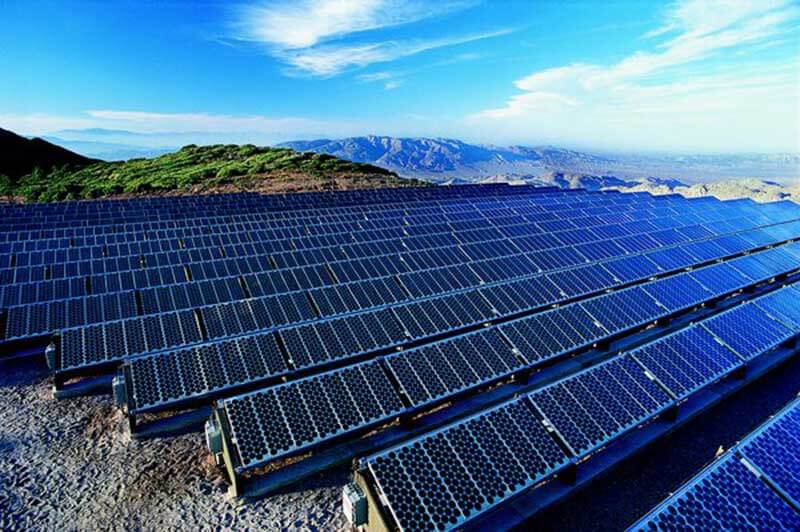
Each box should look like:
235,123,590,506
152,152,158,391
281,136,799,201
6,128,798,204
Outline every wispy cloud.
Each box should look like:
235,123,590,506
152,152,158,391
357,71,394,82
234,0,475,49
231,0,507,77
0,113,100,135
85,109,330,133
356,50,486,90
471,0,800,152
357,70,403,90
279,29,509,76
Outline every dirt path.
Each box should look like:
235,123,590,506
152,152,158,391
0,361,347,531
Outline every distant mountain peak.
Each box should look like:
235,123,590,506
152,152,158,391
278,136,613,180
55,127,149,137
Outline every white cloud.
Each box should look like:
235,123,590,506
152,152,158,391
355,48,486,90
646,0,790,40
0,113,99,135
85,110,324,133
280,29,509,76
471,0,800,152
357,71,394,82
235,0,474,49
232,0,506,76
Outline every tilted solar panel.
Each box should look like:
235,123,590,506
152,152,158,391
632,457,800,530
632,398,800,530
738,401,800,508
357,283,799,531
48,205,799,373
123,242,792,413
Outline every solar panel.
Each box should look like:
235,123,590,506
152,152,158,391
643,274,713,312
701,304,794,361
632,457,800,530
223,360,404,470
580,288,666,334
738,401,800,508
632,399,800,531
529,354,673,456
107,237,799,430
631,327,742,399
365,398,570,531
354,283,799,531
689,261,752,293
754,286,800,328
602,254,661,283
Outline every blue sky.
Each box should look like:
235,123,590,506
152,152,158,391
1,0,798,153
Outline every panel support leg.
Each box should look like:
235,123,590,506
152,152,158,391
662,403,680,422
559,458,578,485
52,372,66,394
128,414,138,435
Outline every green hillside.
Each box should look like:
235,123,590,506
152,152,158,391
4,143,420,202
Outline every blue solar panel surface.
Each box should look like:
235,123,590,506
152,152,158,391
3,185,799,530
633,398,800,531
129,242,798,420
361,283,800,531
44,218,800,377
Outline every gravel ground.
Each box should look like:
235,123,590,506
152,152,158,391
3,352,797,531
0,359,348,532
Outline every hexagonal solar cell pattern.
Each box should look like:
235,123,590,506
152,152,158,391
739,400,800,508
633,399,800,531
367,397,569,531
633,457,800,531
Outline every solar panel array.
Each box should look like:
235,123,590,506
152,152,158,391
128,243,799,415
361,283,800,531
32,191,799,383
112,196,798,411
214,253,800,474
0,184,555,226
2,184,799,529
632,397,800,531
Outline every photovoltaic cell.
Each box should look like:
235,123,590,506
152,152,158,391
701,304,794,360
739,402,800,508
366,397,569,531
632,457,800,530
529,354,671,455
633,399,800,531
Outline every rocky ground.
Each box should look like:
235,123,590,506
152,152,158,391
1,349,798,531
0,359,348,531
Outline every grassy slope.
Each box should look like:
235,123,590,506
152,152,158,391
7,144,424,202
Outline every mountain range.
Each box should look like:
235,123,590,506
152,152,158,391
40,136,174,161
279,136,799,187
9,128,798,203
